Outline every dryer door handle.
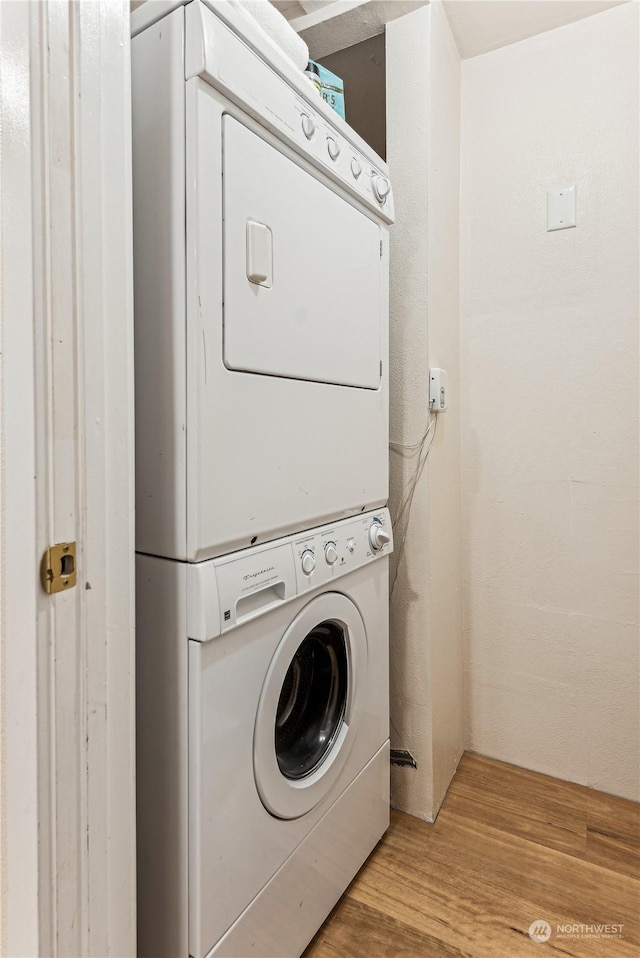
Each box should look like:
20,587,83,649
246,220,273,288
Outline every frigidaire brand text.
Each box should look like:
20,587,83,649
243,567,275,581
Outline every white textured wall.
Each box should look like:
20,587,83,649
387,1,463,821
425,0,464,812
387,5,432,820
460,2,640,801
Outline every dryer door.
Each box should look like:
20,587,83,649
253,592,367,820
223,116,382,389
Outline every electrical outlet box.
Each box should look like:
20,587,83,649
547,185,576,231
429,368,448,412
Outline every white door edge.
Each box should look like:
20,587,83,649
0,3,136,955
0,3,40,953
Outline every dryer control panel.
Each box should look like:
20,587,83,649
182,0,394,223
293,98,392,216
186,509,393,641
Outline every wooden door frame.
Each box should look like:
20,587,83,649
1,3,136,954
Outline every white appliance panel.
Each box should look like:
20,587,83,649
223,116,382,389
132,9,188,559
206,745,389,958
136,511,391,958
187,81,389,561
188,563,389,958
133,6,391,562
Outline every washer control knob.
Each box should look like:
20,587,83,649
372,174,391,203
301,114,316,139
369,524,391,551
301,550,316,575
325,542,338,565
327,137,340,161
351,157,362,179
346,538,356,553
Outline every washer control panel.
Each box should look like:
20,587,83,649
324,541,338,565
300,549,316,576
191,508,393,638
369,517,391,552
292,509,392,593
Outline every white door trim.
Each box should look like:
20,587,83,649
0,3,40,953
1,2,136,954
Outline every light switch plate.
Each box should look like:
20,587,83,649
547,185,576,231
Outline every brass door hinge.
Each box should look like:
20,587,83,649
41,542,77,594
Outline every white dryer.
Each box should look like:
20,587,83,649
136,509,392,958
131,0,393,562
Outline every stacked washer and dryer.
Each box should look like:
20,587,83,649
131,2,394,956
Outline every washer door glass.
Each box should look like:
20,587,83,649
254,592,367,820
275,621,348,780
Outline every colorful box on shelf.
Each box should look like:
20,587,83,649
308,59,345,120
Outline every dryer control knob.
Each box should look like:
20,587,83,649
351,157,362,179
301,114,315,139
301,550,316,575
372,174,391,203
346,538,356,553
327,137,340,161
325,542,338,565
369,524,390,551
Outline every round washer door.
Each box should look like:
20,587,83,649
253,592,368,820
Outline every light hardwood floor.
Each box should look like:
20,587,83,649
304,753,640,958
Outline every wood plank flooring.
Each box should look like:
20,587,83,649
304,753,640,958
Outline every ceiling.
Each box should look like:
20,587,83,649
271,0,333,19
273,0,427,58
273,0,631,60
442,0,630,59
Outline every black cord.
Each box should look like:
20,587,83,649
389,414,438,599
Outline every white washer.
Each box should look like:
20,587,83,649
136,509,392,958
131,0,394,562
